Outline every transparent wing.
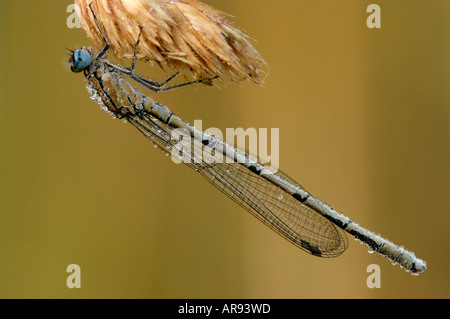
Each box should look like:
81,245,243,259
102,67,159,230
128,113,348,257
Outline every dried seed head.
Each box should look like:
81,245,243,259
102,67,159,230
76,0,268,85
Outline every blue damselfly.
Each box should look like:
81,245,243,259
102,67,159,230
68,40,427,274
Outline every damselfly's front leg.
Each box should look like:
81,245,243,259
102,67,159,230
88,3,109,60
111,27,181,88
89,4,219,92
111,27,219,92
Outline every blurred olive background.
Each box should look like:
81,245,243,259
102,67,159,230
0,0,448,298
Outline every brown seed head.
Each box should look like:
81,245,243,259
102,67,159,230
76,0,268,85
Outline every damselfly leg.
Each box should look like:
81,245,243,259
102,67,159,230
88,3,219,93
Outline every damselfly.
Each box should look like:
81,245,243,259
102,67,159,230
68,8,427,274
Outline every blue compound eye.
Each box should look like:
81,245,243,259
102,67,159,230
71,49,92,72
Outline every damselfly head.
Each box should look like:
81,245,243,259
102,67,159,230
69,48,93,73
